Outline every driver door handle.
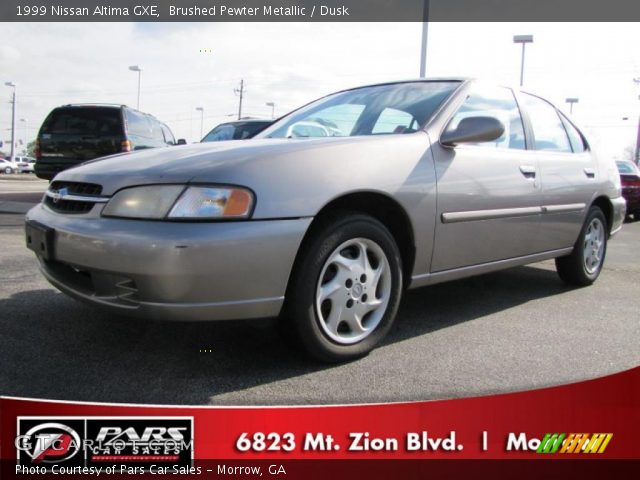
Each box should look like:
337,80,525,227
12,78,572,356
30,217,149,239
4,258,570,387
519,165,536,179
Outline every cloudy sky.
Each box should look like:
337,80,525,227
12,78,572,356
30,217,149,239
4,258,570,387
1,22,638,158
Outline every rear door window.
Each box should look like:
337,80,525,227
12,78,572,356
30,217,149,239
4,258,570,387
521,94,572,153
41,107,123,136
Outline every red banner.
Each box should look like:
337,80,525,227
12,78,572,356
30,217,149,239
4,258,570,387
2,368,639,477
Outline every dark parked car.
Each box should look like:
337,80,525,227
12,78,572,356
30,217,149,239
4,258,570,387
201,120,272,142
35,104,182,180
616,160,640,218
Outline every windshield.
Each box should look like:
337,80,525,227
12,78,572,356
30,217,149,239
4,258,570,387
257,81,460,139
616,161,639,175
202,121,271,142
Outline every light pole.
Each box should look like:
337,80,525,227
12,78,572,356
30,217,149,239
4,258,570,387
19,118,27,152
265,102,275,119
565,98,579,114
195,107,204,140
634,77,640,165
128,65,142,109
4,82,16,162
513,35,533,87
419,0,430,77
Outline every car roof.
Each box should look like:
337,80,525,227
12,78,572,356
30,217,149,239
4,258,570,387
60,103,126,109
220,120,272,126
56,103,161,120
336,77,470,93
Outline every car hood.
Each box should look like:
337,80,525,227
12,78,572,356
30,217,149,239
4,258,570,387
52,133,433,219
55,136,417,190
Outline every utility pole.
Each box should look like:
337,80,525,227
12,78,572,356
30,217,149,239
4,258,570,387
5,82,17,162
419,0,430,77
234,79,246,120
20,118,27,152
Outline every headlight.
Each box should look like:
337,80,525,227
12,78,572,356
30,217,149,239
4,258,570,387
102,185,254,220
168,186,253,219
102,185,184,219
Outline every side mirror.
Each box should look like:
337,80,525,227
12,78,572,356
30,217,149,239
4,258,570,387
440,116,505,147
176,138,187,145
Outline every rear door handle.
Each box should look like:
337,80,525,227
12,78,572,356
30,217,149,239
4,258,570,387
584,167,596,179
519,165,536,179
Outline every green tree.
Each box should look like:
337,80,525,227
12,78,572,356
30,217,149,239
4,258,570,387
26,140,37,158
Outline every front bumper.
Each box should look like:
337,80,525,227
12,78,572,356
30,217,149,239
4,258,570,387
26,204,311,321
610,195,627,236
34,161,77,180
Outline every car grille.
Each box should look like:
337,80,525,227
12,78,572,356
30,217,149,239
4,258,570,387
50,181,102,196
44,181,105,214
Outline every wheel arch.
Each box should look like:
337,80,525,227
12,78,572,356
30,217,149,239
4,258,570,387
289,191,417,290
590,195,613,234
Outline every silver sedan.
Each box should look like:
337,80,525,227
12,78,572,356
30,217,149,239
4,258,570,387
26,79,626,362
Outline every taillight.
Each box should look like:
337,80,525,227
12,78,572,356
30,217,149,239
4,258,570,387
622,175,640,187
121,140,133,152
629,178,640,187
34,138,41,159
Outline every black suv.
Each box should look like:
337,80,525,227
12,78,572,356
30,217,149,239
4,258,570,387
35,104,182,180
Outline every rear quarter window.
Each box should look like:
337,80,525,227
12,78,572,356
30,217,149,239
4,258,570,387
559,113,588,153
150,119,166,143
161,124,175,144
125,109,153,138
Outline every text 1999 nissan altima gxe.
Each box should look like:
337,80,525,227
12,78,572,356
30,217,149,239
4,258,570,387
25,79,626,362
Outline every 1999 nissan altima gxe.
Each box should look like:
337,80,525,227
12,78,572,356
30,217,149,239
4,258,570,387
25,79,626,362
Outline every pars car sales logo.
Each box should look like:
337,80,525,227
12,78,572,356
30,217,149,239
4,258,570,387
16,417,193,471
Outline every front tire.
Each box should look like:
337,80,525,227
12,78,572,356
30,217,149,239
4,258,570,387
4,167,12,174
555,206,607,286
282,212,403,363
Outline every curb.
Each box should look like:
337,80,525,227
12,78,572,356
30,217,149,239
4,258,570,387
0,201,32,214
0,174,46,182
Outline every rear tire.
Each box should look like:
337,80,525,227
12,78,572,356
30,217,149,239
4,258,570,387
281,212,403,363
555,206,607,286
4,167,12,174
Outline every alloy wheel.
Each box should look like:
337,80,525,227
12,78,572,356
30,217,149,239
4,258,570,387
315,238,392,345
583,217,605,274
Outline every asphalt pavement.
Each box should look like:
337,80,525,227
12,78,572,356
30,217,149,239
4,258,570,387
0,177,638,405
